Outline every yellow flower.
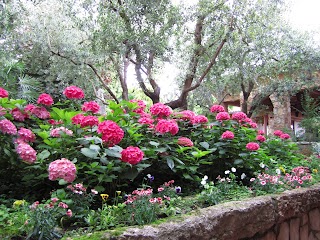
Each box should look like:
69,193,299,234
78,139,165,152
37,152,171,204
313,169,318,174
279,166,286,174
100,194,109,202
13,200,26,208
116,191,121,196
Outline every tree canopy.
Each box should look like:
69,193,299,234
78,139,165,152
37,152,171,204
1,0,319,111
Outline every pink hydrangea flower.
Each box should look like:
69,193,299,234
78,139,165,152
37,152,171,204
221,130,234,140
18,127,36,142
81,101,100,114
66,209,72,217
176,110,196,121
150,103,172,118
216,112,230,121
0,106,6,116
37,93,54,106
0,87,8,98
257,130,264,135
130,99,146,114
256,135,266,142
232,112,247,121
80,116,99,128
246,142,260,151
11,108,28,121
280,133,290,139
30,106,50,119
24,104,36,113
98,120,124,147
50,127,73,137
48,158,77,183
155,119,179,135
273,130,283,137
63,86,85,99
0,119,17,135
71,113,85,125
47,119,63,125
191,115,208,124
16,142,37,164
138,116,154,126
177,137,193,147
210,104,225,113
249,122,258,128
121,146,144,165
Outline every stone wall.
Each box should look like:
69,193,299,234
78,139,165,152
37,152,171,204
103,184,320,240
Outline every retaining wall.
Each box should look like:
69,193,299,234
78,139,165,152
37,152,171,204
103,184,320,240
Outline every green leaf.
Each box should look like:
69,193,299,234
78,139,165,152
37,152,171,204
58,179,68,186
81,148,99,158
90,162,99,168
183,173,194,180
89,144,101,151
166,158,174,170
149,141,160,147
37,131,49,139
37,150,50,160
239,153,249,157
105,148,121,158
94,186,105,192
199,142,210,149
234,159,244,165
56,189,67,198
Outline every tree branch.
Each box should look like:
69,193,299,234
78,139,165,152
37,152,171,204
50,49,119,103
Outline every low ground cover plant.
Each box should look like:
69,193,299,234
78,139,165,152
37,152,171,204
0,86,319,239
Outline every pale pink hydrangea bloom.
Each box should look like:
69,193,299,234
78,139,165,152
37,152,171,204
177,137,194,147
18,127,36,142
0,119,17,135
130,99,146,114
11,108,28,121
16,143,37,164
176,110,196,121
50,127,73,137
0,106,6,116
280,133,290,139
30,106,51,119
48,158,77,183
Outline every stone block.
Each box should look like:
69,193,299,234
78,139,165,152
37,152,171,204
309,232,317,240
301,213,309,226
260,231,276,240
277,222,289,240
309,208,320,231
289,218,300,240
300,224,309,240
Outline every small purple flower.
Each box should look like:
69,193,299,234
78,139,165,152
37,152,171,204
147,174,154,182
175,186,182,194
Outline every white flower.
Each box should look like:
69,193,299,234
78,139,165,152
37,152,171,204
224,170,230,175
231,167,236,173
276,169,281,175
203,175,208,181
241,173,246,179
201,180,207,186
259,162,265,168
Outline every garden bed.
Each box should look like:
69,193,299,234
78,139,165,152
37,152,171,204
67,184,320,240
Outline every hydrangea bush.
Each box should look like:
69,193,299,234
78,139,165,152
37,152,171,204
0,85,314,199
